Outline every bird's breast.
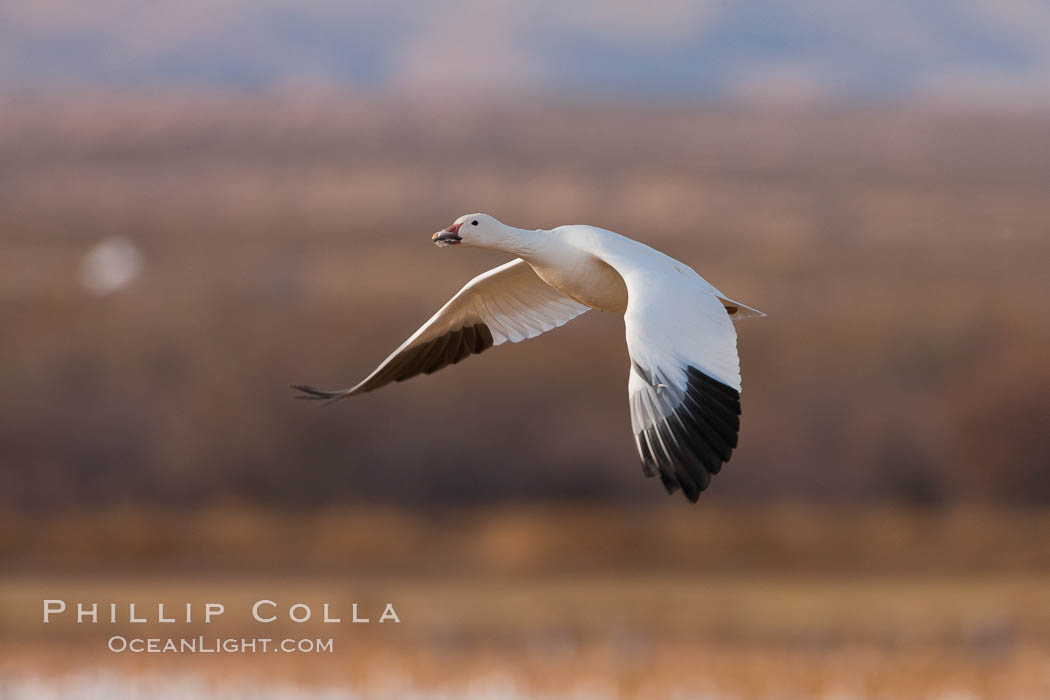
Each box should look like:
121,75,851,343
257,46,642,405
531,254,628,314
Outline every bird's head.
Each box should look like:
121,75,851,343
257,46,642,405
432,213,509,249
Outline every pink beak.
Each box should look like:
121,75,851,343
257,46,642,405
432,221,463,245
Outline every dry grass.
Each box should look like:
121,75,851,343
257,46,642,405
2,571,1049,698
4,507,1050,697
6,506,1050,576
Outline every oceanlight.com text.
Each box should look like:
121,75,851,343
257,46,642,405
107,636,335,654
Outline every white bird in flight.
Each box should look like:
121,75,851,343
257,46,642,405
295,214,763,502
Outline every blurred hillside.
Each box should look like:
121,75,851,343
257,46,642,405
1,95,1048,510
3,1,1050,104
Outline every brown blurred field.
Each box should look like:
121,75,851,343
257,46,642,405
4,507,1050,697
3,566,1050,698
7,505,1050,575
2,95,1050,697
2,95,1049,508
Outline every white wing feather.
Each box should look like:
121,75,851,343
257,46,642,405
583,228,744,501
294,259,588,402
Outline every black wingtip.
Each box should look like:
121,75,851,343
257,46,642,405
683,486,701,504
291,384,328,398
291,384,351,406
636,366,742,504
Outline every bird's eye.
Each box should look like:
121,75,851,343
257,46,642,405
471,220,478,226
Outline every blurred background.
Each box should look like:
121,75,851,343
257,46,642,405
2,1,1050,698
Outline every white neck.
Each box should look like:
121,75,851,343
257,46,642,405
492,226,553,261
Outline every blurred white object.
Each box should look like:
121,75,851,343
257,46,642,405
78,237,144,295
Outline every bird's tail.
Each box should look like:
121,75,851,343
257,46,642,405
291,384,354,407
719,296,766,320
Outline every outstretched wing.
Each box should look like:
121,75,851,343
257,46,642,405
294,259,589,404
599,249,743,503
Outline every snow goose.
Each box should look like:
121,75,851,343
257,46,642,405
295,214,763,502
